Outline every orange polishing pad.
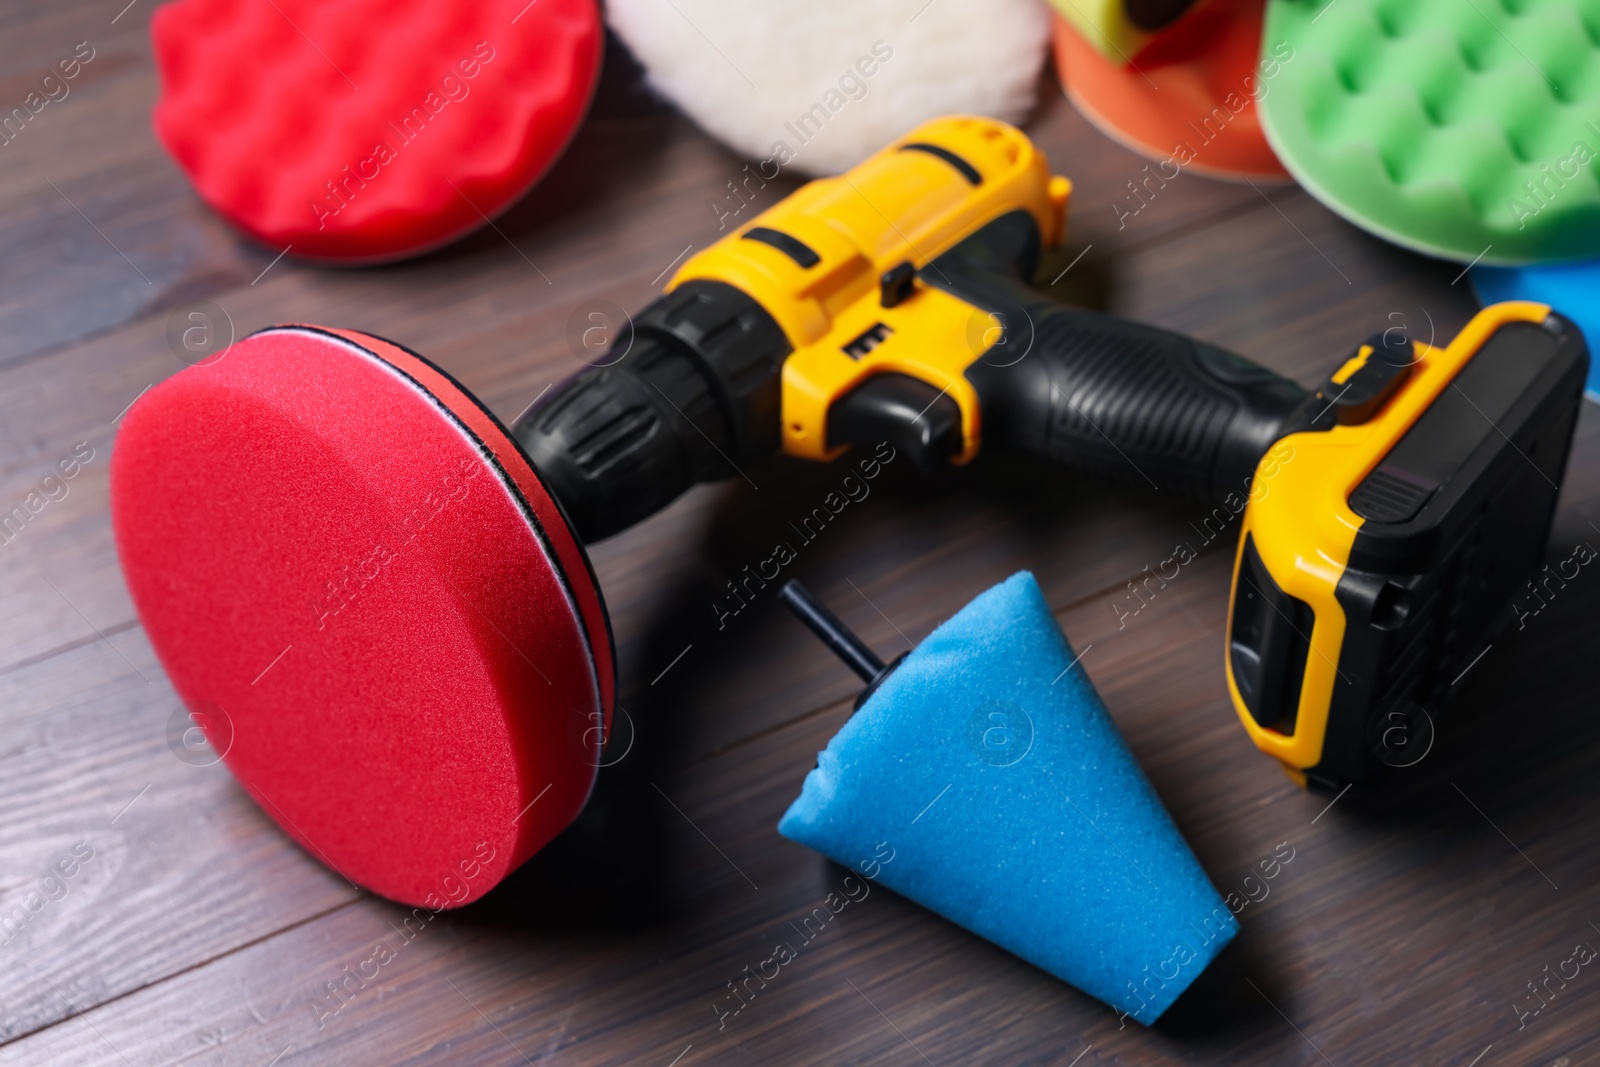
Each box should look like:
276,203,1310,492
1052,0,1289,182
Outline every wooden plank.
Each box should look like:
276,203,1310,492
8,535,1599,1065
0,628,359,1044
0,58,1305,1045
0,175,1590,1044
5,4,1600,1059
0,4,260,368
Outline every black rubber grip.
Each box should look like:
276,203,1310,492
514,281,790,542
936,212,1311,501
967,308,1308,500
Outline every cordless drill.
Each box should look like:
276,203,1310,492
517,116,1589,789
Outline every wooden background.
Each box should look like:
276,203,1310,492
2,3,1598,1065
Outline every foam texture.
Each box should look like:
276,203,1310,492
1054,0,1290,181
111,327,613,907
1474,258,1600,399
779,572,1236,1023
1259,0,1600,264
152,0,601,262
605,0,1049,175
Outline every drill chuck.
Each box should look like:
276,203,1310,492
514,280,789,541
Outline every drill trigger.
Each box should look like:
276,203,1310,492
826,373,962,474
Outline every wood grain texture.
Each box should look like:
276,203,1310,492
1,2,1598,1065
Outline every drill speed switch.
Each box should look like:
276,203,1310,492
1319,332,1416,427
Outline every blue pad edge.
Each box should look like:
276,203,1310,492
778,572,1237,1024
1472,261,1600,402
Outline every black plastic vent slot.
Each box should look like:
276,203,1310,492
741,227,820,268
1231,535,1314,734
842,322,892,360
897,142,983,185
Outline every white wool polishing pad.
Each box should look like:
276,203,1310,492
606,0,1051,174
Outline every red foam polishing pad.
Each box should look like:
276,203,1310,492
151,0,601,262
111,327,614,907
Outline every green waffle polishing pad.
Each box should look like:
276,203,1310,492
1258,0,1600,264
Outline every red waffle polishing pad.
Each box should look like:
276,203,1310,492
151,0,601,262
111,326,615,907
1052,0,1289,182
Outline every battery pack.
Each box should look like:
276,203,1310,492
1228,303,1589,787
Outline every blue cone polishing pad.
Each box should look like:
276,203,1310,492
779,572,1237,1024
1473,259,1600,403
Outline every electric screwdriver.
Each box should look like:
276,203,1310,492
518,116,1309,539
516,115,1589,789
